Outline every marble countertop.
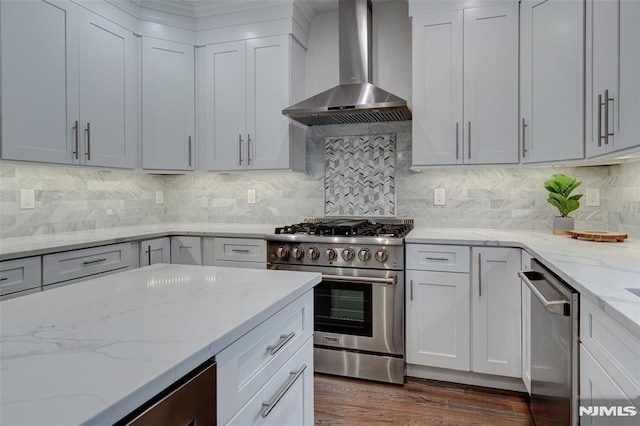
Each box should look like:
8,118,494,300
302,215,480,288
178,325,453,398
406,228,640,340
0,223,278,260
0,264,321,425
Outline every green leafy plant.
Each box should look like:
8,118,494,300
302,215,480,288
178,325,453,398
544,174,583,217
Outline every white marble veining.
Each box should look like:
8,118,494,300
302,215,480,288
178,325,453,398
406,228,640,339
0,222,278,260
0,264,321,425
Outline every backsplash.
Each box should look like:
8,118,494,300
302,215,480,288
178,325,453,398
1,122,639,239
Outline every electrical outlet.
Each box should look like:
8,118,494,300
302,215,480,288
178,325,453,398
434,188,446,206
247,189,256,204
20,189,35,209
155,190,164,204
585,188,600,207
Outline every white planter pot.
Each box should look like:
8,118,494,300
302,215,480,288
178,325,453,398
552,216,575,235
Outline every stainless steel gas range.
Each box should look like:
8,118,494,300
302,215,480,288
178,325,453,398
266,218,413,385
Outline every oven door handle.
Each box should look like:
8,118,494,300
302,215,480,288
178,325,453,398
321,274,396,285
518,270,569,316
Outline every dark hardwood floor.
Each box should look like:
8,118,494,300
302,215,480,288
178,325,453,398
314,374,534,425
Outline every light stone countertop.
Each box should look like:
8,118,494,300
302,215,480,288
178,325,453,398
406,228,640,340
0,264,321,426
0,222,279,260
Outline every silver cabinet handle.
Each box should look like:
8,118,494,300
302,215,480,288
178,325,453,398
147,245,152,266
72,120,79,160
598,93,605,147
266,331,295,356
410,279,414,301
188,136,192,167
522,118,528,158
321,274,396,285
0,277,8,281
478,252,482,297
518,271,569,316
455,122,459,160
83,258,107,266
85,122,91,161
605,89,614,145
247,133,252,166
238,134,243,166
467,121,471,160
425,256,448,261
231,249,250,253
261,364,307,418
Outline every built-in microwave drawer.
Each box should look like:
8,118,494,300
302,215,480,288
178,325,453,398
0,256,41,298
214,238,266,263
216,291,313,425
406,244,470,273
43,243,132,286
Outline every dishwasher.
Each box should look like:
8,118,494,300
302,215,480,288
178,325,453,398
519,259,579,426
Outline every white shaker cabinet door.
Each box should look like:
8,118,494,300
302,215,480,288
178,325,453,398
142,38,195,170
204,41,247,171
245,35,291,170
78,9,137,169
412,10,464,166
471,247,522,378
463,3,519,164
520,0,585,163
1,0,79,164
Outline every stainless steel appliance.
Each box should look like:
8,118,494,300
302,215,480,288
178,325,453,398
266,218,412,384
519,259,579,426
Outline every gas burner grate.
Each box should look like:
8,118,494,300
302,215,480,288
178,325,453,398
274,218,413,238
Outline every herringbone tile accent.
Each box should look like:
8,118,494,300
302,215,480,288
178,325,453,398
325,134,396,217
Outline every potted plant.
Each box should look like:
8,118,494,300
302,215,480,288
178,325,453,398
544,173,583,235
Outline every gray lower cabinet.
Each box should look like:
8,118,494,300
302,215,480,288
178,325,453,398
139,238,171,266
171,236,202,265
0,257,42,300
43,243,133,289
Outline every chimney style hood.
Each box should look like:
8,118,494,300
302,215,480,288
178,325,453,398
282,0,411,126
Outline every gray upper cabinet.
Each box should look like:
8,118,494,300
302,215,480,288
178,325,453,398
142,38,195,171
411,2,519,167
0,1,138,168
520,0,585,163
586,0,640,158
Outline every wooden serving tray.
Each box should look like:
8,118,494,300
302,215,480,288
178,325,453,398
568,230,628,242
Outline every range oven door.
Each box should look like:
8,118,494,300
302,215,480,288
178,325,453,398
269,264,404,356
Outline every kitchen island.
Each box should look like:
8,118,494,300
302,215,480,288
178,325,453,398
0,264,320,425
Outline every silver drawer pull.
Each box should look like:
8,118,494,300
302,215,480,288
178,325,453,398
266,331,295,356
231,249,250,253
261,364,307,418
83,258,107,266
425,257,449,261
0,277,8,281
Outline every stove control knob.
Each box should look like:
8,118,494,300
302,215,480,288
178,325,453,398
341,248,355,262
375,249,389,263
291,246,304,260
276,246,290,259
307,247,320,260
325,248,337,262
358,248,372,262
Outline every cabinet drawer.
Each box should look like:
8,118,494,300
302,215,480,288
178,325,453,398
0,257,41,297
581,298,640,399
217,292,313,425
225,338,313,426
406,244,470,272
43,243,132,285
214,238,266,263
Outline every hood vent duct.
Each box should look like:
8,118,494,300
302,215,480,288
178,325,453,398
282,0,411,126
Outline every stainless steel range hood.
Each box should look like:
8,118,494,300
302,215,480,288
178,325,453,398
282,0,411,126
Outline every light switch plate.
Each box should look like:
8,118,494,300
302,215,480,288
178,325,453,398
155,190,164,204
434,188,446,206
585,188,600,207
20,189,35,209
248,189,256,204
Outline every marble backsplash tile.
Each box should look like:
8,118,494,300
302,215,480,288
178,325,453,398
1,123,639,239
